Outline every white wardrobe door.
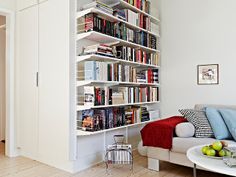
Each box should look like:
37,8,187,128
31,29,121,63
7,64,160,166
17,6,39,159
38,0,70,163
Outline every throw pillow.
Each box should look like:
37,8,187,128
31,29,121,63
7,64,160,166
219,109,236,141
179,109,214,138
175,122,195,138
206,107,232,140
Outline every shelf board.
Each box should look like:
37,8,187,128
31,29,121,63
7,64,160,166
77,80,160,87
77,31,159,53
77,101,160,111
77,55,160,69
106,0,160,24
77,8,160,37
77,119,159,136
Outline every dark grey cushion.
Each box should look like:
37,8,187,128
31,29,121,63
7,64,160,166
179,109,214,138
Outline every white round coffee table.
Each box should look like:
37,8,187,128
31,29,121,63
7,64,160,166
187,145,236,177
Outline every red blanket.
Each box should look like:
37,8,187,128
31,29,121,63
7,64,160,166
141,116,187,149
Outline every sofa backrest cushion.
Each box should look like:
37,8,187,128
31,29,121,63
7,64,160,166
219,109,236,141
179,109,214,138
206,107,232,140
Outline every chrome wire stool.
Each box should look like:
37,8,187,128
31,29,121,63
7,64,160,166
105,135,133,173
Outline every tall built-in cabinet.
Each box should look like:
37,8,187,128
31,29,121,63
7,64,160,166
16,0,74,172
17,5,39,159
16,0,160,173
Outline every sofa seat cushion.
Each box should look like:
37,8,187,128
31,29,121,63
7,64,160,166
171,137,236,154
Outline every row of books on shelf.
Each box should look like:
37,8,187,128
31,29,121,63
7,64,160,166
81,1,159,34
79,86,159,106
78,61,159,84
82,44,160,65
114,9,158,34
78,106,159,131
78,13,158,50
124,0,151,14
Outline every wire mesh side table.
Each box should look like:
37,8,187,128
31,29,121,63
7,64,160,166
105,135,133,172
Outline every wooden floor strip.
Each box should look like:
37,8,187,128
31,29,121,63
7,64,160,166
0,143,229,177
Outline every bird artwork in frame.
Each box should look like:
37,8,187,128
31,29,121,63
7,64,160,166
197,64,219,85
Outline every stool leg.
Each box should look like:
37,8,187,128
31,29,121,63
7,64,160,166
193,163,197,177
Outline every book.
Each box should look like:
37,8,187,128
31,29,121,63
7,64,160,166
83,44,114,57
94,109,106,130
81,110,95,131
84,61,96,80
82,1,113,15
84,86,95,106
114,9,126,21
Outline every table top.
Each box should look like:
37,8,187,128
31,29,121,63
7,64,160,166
187,145,236,177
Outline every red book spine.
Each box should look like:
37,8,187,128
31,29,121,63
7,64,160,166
151,70,154,83
138,0,141,9
147,69,151,83
143,51,146,63
139,50,142,63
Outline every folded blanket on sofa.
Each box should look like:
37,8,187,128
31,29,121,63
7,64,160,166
141,116,187,149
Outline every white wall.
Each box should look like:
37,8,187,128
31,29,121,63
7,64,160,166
159,0,236,117
0,15,6,141
0,0,15,11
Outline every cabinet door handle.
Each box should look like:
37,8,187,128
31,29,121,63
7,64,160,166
36,72,39,87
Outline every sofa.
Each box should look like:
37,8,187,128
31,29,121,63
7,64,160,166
145,104,236,171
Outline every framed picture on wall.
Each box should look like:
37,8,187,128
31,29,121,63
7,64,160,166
197,64,219,85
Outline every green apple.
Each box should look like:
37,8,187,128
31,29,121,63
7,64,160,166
225,151,232,157
219,150,226,157
212,141,223,151
206,148,216,156
202,146,209,155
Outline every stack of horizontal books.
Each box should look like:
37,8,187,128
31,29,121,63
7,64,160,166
83,44,114,57
82,1,113,14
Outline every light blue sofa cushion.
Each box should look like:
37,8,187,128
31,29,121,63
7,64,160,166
206,107,232,140
219,109,236,141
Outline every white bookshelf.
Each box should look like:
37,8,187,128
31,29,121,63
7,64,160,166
77,119,159,136
77,55,160,69
76,0,160,135
77,101,160,111
77,80,160,87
